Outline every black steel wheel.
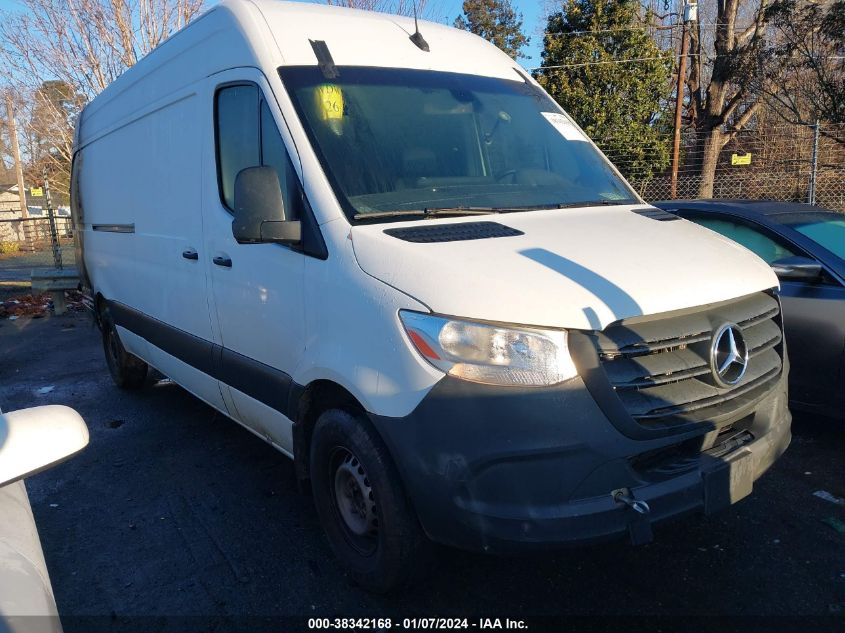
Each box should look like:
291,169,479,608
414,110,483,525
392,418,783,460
330,446,379,556
310,408,430,593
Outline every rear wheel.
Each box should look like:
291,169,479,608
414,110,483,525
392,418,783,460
310,408,430,593
100,305,148,389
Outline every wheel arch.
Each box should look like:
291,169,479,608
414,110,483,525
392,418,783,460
292,379,366,484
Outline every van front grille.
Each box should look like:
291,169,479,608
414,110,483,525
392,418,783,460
593,292,783,430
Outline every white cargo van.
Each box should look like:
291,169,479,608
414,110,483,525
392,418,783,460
74,0,791,591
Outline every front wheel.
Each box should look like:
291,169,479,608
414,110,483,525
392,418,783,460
310,409,430,593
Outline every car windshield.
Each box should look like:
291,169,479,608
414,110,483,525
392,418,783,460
279,66,637,222
784,216,845,260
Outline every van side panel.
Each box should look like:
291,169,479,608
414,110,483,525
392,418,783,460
82,93,205,327
76,3,296,425
77,7,258,149
80,141,139,310
136,95,207,331
81,88,228,411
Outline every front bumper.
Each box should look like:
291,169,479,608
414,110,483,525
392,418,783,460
368,371,791,553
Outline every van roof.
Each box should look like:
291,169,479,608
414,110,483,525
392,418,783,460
251,0,517,75
76,0,520,150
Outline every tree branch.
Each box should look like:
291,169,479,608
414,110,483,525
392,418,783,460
720,101,762,148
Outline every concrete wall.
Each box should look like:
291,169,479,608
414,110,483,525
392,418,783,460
0,219,26,244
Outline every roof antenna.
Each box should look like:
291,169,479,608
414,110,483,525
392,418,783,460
409,1,430,52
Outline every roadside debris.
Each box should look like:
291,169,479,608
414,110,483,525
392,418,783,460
0,290,86,319
36,385,55,395
814,490,845,506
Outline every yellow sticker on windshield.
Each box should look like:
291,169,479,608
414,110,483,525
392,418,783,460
316,84,344,121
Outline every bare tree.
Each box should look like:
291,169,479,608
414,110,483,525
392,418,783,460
0,0,204,195
0,115,12,182
686,0,772,197
763,0,845,129
323,0,432,17
22,81,86,199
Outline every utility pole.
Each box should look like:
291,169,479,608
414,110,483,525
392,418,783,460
4,92,29,219
670,1,696,199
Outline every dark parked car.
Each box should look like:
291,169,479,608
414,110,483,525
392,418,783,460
653,200,845,419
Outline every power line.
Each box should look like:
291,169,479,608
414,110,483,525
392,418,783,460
531,54,692,70
541,25,679,37
531,52,844,71
540,22,750,38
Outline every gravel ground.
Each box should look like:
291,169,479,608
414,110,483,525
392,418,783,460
1,311,844,631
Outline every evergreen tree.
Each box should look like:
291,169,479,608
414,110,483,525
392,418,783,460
535,0,672,181
454,0,529,60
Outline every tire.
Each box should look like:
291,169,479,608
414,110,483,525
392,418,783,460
100,305,148,390
310,408,430,593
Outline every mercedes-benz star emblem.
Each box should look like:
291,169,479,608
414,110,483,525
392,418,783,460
710,323,749,387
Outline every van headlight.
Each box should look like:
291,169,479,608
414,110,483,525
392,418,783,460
399,310,578,387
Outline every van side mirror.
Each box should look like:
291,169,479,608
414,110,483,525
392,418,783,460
771,255,823,281
232,166,301,245
0,406,89,488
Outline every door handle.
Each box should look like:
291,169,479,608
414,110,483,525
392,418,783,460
182,249,198,260
213,255,232,268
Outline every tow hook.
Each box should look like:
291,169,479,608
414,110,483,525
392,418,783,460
612,488,653,546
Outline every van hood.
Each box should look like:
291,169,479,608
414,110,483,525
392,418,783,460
350,205,779,331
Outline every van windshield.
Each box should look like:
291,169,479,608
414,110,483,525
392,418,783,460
279,66,637,222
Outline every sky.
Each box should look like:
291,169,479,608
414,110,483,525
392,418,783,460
0,0,549,69
415,0,548,68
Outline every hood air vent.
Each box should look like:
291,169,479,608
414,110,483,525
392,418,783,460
384,221,524,243
632,208,681,221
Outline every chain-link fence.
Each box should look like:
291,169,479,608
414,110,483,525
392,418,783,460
1,121,842,287
602,122,845,212
634,166,845,210
0,214,74,279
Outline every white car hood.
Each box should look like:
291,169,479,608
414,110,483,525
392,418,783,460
350,205,779,331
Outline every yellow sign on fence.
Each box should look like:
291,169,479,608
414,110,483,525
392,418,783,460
731,153,752,166
29,187,43,197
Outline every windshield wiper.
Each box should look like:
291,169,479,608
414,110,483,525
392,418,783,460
353,200,635,221
553,199,636,209
353,207,501,221
424,207,501,217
